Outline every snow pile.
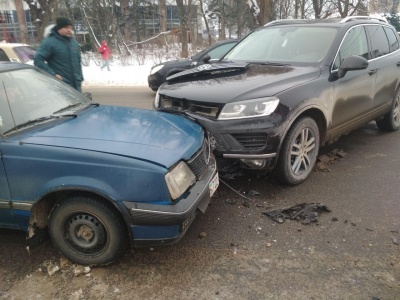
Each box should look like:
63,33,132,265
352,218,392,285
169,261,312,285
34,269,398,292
82,62,152,87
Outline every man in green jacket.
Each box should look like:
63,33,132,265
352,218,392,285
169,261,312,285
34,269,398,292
34,17,83,92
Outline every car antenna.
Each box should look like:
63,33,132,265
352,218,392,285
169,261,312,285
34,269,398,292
3,81,20,136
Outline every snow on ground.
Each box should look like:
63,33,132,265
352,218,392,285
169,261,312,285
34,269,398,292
82,61,152,87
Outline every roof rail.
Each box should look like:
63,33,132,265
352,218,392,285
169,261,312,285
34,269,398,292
340,16,388,24
264,19,309,26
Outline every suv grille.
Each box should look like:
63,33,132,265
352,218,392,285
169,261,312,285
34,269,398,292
231,132,267,149
161,96,220,119
187,139,211,178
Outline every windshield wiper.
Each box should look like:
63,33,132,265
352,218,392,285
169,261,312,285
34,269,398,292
247,61,291,66
3,116,57,135
52,103,84,115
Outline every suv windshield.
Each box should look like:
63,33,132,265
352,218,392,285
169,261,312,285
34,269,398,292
223,26,337,64
0,69,90,135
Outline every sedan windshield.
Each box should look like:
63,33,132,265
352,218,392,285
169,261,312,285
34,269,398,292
0,68,90,135
223,26,337,64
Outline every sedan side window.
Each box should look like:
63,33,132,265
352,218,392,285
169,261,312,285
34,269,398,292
0,49,9,61
366,25,390,58
206,43,235,60
333,26,369,70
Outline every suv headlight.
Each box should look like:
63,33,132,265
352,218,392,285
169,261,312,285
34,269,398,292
165,161,196,200
218,97,279,120
150,65,164,75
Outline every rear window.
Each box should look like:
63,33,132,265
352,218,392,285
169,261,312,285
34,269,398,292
13,46,36,64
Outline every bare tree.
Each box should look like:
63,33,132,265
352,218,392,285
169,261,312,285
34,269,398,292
336,0,365,17
247,0,274,27
200,0,212,44
176,0,189,57
23,0,59,41
132,0,142,48
15,0,27,43
276,0,295,19
120,0,132,42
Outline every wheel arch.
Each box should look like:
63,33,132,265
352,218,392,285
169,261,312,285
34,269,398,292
27,188,133,246
283,106,327,147
273,105,327,167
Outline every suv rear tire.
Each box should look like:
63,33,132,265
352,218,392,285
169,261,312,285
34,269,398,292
376,90,400,131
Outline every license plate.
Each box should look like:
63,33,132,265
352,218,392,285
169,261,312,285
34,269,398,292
209,172,219,197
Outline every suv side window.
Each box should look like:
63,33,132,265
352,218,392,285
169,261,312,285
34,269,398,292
366,25,390,58
383,26,399,52
333,26,369,70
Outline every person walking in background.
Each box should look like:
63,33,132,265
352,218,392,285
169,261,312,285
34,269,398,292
34,16,83,92
99,40,111,71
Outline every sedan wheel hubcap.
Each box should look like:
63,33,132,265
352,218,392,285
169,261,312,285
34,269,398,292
66,213,107,254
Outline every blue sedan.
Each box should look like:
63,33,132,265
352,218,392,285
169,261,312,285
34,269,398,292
0,63,219,265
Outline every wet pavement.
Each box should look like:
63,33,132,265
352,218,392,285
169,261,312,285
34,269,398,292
0,87,399,299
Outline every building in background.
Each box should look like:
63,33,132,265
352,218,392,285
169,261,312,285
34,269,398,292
0,1,36,44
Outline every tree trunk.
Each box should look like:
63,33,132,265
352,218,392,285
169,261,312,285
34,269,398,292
176,0,188,58
200,0,212,45
219,0,226,40
23,0,59,42
15,0,27,43
133,0,142,49
120,0,132,41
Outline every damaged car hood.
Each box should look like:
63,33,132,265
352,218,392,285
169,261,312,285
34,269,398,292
19,105,203,168
163,62,321,103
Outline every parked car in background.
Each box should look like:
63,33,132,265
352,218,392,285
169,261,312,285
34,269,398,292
0,43,36,64
0,63,219,266
148,39,238,91
155,16,400,185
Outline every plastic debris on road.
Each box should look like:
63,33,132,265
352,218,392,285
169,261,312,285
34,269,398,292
263,203,331,224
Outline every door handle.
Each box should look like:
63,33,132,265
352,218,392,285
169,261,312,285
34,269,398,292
397,62,400,67
368,69,377,75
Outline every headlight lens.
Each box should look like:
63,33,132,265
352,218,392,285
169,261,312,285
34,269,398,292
218,97,279,120
165,161,196,200
150,65,164,75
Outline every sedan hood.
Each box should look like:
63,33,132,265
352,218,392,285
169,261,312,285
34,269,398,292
20,106,204,168
162,62,321,103
155,59,194,73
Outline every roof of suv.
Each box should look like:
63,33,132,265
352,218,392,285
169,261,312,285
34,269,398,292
264,16,389,28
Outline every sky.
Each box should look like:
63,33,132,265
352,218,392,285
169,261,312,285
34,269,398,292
82,61,153,87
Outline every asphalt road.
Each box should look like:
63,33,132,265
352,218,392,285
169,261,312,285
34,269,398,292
1,86,399,299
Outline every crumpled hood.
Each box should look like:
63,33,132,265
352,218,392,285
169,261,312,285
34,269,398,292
162,62,321,103
20,105,203,168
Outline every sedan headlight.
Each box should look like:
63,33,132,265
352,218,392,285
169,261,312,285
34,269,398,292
165,161,196,200
218,97,279,120
150,64,164,75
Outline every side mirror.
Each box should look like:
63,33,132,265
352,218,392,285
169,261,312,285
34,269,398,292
83,92,92,100
337,55,368,78
202,55,211,63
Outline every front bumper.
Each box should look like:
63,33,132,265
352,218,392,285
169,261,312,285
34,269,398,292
123,155,218,247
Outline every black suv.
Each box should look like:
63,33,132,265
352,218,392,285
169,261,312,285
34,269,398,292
155,17,400,185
